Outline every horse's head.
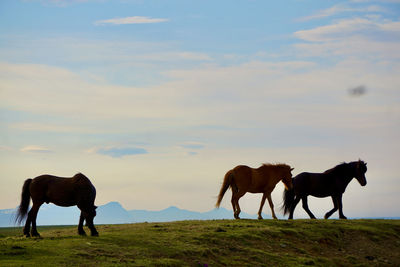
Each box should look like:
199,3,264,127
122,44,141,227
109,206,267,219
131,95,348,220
282,167,294,190
354,160,367,186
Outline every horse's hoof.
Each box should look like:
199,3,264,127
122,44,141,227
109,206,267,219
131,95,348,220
258,216,263,220
90,230,99,236
340,216,347,220
31,233,41,238
78,231,87,236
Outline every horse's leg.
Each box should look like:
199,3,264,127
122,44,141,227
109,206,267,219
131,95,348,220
257,193,267,219
289,195,301,219
337,194,347,219
324,196,338,219
85,216,99,236
233,191,246,219
78,203,99,236
23,208,32,237
302,197,316,219
78,211,86,236
267,194,278,219
30,202,43,237
231,193,237,218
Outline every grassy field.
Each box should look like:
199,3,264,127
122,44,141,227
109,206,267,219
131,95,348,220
0,219,399,266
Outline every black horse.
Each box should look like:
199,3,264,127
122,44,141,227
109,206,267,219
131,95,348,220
15,173,99,237
282,160,367,219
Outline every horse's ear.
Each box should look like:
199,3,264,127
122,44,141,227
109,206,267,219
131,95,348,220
290,168,294,171
95,206,98,210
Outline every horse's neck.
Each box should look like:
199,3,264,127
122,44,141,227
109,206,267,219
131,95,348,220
271,169,286,184
342,175,354,188
334,170,354,189
258,167,279,183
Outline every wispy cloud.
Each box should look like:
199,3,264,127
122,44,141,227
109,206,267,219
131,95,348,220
95,16,169,26
10,122,95,134
293,16,400,60
294,17,400,42
90,146,148,158
20,145,52,153
180,142,205,150
299,4,386,21
0,146,13,151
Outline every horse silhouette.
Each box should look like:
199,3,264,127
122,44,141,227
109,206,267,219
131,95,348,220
216,164,293,219
282,160,367,219
15,173,99,237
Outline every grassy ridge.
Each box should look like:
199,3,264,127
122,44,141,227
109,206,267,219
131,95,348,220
1,219,399,266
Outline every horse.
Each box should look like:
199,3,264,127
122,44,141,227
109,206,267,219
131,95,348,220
282,160,367,220
216,163,294,219
15,173,99,237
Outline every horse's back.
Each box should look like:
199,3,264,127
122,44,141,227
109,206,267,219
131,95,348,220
71,173,94,186
231,165,273,192
30,174,66,191
293,172,334,197
29,173,96,206
232,165,252,174
231,165,253,186
72,173,96,201
31,174,88,189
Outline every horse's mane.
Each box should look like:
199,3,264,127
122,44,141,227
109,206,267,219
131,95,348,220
323,162,349,174
261,163,291,170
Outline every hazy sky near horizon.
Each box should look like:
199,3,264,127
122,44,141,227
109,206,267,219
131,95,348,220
1,0,399,218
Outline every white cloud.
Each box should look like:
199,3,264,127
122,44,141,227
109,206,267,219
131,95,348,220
299,4,386,21
94,146,148,158
0,62,181,120
180,141,205,150
10,122,98,134
1,58,399,130
295,17,390,42
20,145,52,153
294,36,400,60
293,16,400,60
94,16,169,25
0,146,13,151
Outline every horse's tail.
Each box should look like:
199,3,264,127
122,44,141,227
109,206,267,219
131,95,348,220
282,183,295,216
15,178,32,225
215,170,234,208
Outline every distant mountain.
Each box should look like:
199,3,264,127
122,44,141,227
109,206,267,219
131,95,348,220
1,202,396,227
0,201,270,227
96,202,132,224
0,208,16,227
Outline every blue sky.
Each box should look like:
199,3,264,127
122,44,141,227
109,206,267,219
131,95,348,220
1,0,399,218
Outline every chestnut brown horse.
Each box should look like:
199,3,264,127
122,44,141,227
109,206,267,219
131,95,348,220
15,173,99,237
216,164,294,219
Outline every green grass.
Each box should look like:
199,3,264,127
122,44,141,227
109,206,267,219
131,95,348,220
1,219,399,266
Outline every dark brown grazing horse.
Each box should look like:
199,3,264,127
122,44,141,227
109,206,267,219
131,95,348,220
15,173,99,237
282,160,367,219
216,164,294,219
